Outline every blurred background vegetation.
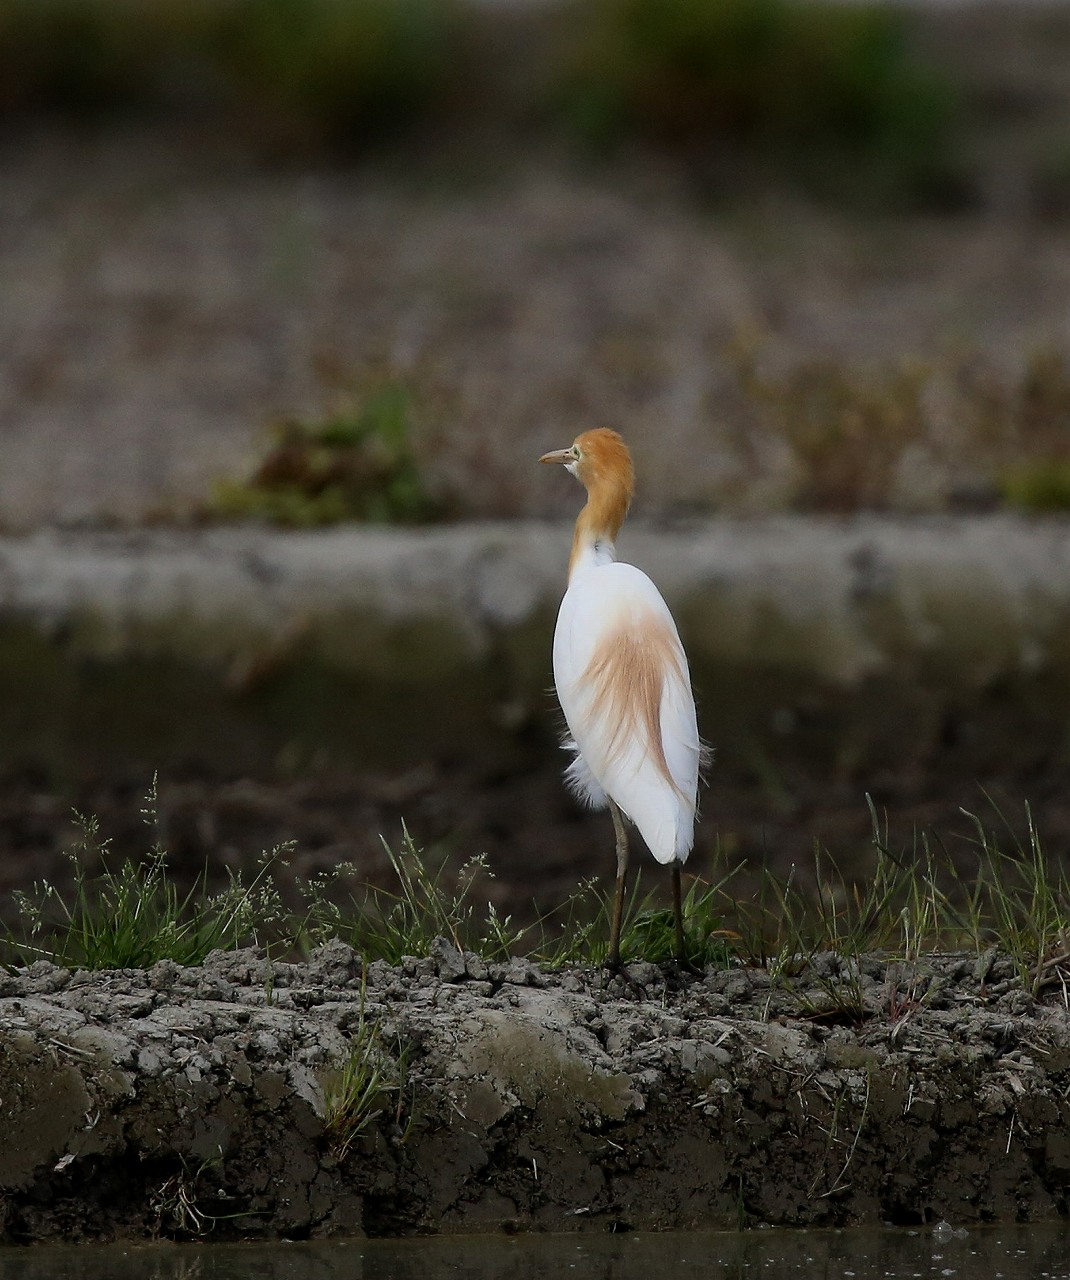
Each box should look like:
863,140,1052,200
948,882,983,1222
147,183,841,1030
5,0,1070,932
0,0,986,212
3,0,1070,525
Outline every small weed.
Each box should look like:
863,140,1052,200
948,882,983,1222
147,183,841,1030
150,1149,246,1239
807,1071,871,1198
959,348,1070,511
298,824,526,964
3,778,289,970
210,382,440,527
321,974,411,1159
1007,348,1070,455
528,875,606,970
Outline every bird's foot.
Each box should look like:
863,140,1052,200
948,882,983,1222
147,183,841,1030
668,954,705,981
602,956,648,998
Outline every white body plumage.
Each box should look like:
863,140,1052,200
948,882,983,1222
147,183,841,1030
552,550,701,865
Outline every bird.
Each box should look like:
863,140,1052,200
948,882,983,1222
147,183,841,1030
539,428,704,970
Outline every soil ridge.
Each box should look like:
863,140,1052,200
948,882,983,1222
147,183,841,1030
2,940,1069,1242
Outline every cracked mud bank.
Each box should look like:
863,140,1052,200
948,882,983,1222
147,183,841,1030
3,940,1070,1243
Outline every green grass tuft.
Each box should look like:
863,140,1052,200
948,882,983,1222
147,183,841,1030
999,461,1070,512
298,824,526,964
3,778,289,970
321,978,410,1158
734,346,928,511
532,867,738,969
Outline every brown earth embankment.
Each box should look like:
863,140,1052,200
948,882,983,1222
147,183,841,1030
2,941,1069,1243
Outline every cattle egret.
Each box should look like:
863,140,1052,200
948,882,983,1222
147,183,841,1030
540,429,703,969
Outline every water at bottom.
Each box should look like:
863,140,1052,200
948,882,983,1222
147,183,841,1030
0,1223,1067,1280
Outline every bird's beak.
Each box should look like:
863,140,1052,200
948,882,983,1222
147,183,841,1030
539,448,572,465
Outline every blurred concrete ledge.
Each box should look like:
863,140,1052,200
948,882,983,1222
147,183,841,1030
1,517,1068,780
2,516,1069,680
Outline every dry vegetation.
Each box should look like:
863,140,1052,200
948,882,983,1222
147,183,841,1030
731,341,1070,513
202,342,1070,523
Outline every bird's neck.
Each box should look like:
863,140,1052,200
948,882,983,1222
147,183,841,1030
568,483,629,580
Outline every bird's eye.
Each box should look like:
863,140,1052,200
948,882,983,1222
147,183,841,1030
570,445,580,460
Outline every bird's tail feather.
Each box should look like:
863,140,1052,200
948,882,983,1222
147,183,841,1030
561,738,609,810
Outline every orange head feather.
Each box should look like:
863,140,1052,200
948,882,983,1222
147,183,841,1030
570,429,634,504
539,428,634,546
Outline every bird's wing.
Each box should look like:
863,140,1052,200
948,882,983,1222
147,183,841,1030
553,562,701,864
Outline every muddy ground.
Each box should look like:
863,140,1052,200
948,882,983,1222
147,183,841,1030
2,940,1069,1243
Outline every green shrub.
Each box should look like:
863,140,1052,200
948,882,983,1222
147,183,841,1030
0,0,961,200
0,0,208,113
560,0,958,200
1000,461,1070,512
217,0,461,145
0,0,461,141
210,383,440,527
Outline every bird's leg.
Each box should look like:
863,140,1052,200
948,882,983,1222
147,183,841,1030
672,862,687,964
606,800,630,971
